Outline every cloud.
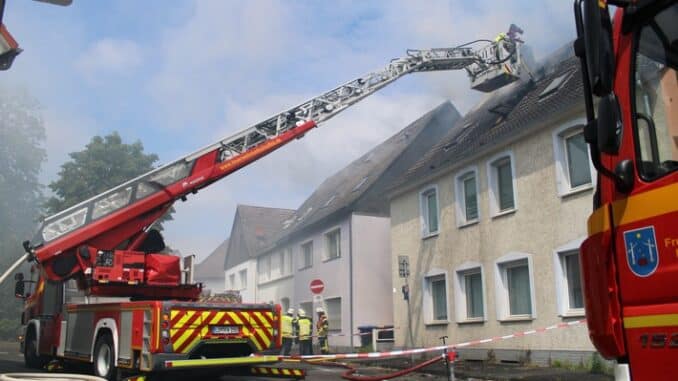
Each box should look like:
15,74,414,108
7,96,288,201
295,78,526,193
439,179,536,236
75,38,143,81
149,0,579,256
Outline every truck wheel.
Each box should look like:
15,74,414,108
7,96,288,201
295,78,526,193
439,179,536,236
24,329,48,369
93,333,118,381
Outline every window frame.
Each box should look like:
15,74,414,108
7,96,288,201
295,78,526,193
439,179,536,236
453,262,487,323
553,238,586,317
299,240,313,270
422,269,450,325
323,227,342,262
419,185,440,238
552,121,595,197
239,269,247,290
325,296,342,332
486,151,517,217
454,166,480,227
494,253,536,321
630,10,678,183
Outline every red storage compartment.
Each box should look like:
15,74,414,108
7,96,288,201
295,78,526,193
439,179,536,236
146,254,181,286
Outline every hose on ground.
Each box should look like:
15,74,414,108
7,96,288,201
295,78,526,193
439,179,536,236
0,375,105,381
311,354,444,381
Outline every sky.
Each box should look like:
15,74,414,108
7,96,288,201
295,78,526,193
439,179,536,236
3,0,576,262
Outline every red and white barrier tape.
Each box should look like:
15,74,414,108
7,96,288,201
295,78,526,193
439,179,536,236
283,319,586,361
285,327,397,339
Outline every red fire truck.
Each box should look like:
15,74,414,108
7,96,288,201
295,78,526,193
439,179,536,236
574,1,677,380
0,16,529,380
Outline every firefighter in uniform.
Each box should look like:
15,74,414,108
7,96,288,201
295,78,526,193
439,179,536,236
280,308,297,355
316,307,330,354
296,308,313,355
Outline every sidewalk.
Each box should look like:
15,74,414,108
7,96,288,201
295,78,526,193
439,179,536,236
353,357,614,381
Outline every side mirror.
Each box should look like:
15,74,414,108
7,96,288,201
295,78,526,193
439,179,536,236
597,93,623,154
582,0,615,95
15,280,25,299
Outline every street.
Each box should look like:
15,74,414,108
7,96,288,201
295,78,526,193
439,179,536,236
0,341,447,381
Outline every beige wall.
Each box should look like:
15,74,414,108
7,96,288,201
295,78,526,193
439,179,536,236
390,113,596,353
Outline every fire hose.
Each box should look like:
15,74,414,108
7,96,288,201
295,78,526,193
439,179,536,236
310,355,445,381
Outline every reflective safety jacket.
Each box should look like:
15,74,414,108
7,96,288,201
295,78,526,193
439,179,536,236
281,314,295,338
297,316,312,340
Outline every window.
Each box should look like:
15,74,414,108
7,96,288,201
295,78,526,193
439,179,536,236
299,302,312,317
455,168,479,226
325,297,342,332
324,229,341,261
258,255,271,283
454,264,485,322
632,5,678,181
553,123,594,196
300,241,313,269
239,269,247,290
281,297,290,313
229,274,236,289
495,253,535,321
553,238,586,317
419,186,439,237
277,248,293,277
423,271,449,324
488,152,516,216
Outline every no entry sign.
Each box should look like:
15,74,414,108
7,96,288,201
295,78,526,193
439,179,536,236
310,279,324,294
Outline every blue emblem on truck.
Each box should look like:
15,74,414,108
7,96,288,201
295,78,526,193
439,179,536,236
623,226,659,277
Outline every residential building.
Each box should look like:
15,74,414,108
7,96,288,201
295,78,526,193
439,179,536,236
388,48,598,364
223,205,295,303
195,239,228,294
257,102,462,349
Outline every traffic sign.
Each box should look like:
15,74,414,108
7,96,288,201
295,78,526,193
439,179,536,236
310,279,324,294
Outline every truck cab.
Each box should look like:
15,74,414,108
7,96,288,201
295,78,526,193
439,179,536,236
575,1,677,380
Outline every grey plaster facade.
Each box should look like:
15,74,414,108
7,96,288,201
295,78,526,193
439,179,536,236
388,49,599,363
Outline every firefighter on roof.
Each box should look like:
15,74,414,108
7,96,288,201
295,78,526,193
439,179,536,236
316,307,330,354
297,308,313,355
280,308,297,356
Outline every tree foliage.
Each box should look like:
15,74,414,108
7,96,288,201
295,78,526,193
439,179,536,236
46,132,159,214
0,87,46,339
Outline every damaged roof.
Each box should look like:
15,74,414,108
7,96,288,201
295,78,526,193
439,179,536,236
262,101,461,251
390,46,584,194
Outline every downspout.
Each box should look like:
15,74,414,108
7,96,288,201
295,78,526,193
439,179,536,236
348,213,354,349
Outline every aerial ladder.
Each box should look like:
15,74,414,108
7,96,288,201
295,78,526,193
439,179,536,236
1,26,530,300
0,26,531,379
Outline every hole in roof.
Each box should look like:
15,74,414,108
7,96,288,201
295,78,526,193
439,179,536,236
296,207,313,222
323,194,337,208
352,176,369,192
282,218,294,229
538,70,574,101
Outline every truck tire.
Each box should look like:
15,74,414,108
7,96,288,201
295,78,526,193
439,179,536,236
24,328,48,369
93,333,118,381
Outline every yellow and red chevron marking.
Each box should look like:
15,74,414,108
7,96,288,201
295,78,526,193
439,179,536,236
250,367,305,378
170,309,276,353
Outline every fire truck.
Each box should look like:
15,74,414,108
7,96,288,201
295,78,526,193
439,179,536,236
0,8,530,378
574,0,677,380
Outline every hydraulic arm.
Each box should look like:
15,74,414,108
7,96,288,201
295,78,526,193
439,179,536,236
8,26,528,297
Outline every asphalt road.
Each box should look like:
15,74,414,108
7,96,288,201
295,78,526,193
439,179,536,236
0,341,446,381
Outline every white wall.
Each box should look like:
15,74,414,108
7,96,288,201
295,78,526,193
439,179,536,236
293,217,352,347
352,214,394,330
224,259,257,303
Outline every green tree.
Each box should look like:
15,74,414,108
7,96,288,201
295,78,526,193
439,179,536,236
0,87,46,339
46,132,159,214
